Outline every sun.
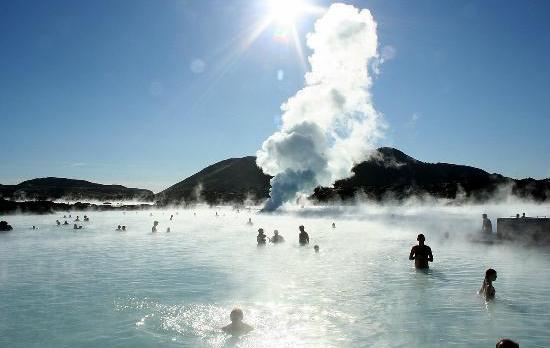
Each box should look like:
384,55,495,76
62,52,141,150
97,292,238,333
268,0,309,27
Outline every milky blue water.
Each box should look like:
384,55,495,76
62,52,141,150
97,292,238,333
1,204,549,347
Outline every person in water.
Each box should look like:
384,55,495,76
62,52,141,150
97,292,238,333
122,226,126,231
221,308,253,335
270,230,284,243
480,268,497,300
482,214,493,234
332,222,336,229
247,218,253,225
257,228,267,245
117,225,122,231
496,339,519,348
63,220,69,225
56,220,61,226
314,245,319,253
152,221,159,233
166,227,171,233
409,234,433,269
298,225,309,246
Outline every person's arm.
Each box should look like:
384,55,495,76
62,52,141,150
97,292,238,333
427,247,433,262
409,246,415,260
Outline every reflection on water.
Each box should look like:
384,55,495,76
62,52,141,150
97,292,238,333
1,205,550,347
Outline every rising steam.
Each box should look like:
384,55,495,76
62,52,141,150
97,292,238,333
257,3,384,211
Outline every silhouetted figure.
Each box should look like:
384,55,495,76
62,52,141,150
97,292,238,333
63,220,69,225
73,224,80,229
116,225,122,231
56,220,61,226
270,230,284,243
84,215,89,222
221,308,253,336
247,218,253,226
170,215,174,221
522,213,526,218
482,214,493,234
298,225,309,246
332,222,336,229
122,226,126,231
257,228,267,245
314,245,319,253
409,234,433,269
63,215,67,218
32,226,36,230
480,268,497,300
166,227,171,233
75,216,80,222
152,221,159,233
0,221,13,232
496,339,519,348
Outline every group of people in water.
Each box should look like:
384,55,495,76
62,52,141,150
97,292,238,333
54,214,89,229
255,224,321,252
3,209,517,346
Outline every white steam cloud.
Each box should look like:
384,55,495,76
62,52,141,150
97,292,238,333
257,3,384,211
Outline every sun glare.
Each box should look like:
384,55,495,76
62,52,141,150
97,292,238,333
268,0,309,26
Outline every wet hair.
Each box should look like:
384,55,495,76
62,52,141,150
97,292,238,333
485,268,497,280
274,230,278,235
496,339,519,348
314,245,319,251
258,228,264,233
299,225,304,230
417,234,425,241
230,308,244,322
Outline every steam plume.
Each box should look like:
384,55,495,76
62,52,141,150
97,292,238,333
257,3,384,211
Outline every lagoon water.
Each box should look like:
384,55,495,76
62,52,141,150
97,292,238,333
1,204,550,347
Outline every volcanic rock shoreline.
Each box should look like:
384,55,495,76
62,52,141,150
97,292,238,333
2,147,550,215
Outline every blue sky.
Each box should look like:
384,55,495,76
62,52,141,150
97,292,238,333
1,0,549,192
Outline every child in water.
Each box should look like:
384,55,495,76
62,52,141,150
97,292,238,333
479,268,497,300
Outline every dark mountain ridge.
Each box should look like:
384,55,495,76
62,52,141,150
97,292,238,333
0,177,154,202
157,147,550,205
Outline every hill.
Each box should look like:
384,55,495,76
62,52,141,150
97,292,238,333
0,177,154,202
157,148,550,204
156,156,271,205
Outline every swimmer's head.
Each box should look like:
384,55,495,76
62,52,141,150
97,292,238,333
417,234,425,242
496,339,519,348
482,214,487,218
274,230,279,235
258,228,264,234
230,308,244,323
314,245,319,252
299,225,305,232
485,268,497,281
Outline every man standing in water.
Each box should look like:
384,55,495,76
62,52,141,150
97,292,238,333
222,308,253,335
409,234,433,269
298,225,309,246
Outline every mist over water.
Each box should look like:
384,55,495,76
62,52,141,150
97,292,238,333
1,202,549,347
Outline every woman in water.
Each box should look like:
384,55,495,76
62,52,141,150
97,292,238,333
479,268,497,300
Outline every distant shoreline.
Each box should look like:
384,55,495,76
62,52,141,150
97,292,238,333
0,199,155,215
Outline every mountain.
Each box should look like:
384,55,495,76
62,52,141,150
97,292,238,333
157,148,550,204
0,177,154,202
156,156,271,205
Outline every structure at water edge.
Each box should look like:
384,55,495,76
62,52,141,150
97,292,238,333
497,214,550,244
